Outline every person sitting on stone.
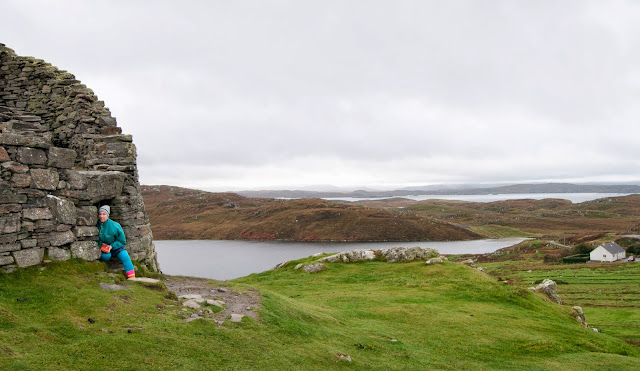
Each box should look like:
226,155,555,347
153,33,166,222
97,205,135,279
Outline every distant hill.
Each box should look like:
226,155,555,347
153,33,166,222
237,182,640,199
141,185,481,241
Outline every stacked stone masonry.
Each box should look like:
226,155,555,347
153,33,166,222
0,43,159,272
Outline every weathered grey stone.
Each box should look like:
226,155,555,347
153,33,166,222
34,220,55,232
229,314,245,323
30,168,59,190
2,161,29,173
0,243,22,252
179,294,203,299
0,214,21,233
206,299,225,308
318,249,376,263
60,171,125,202
17,147,47,165
11,173,31,187
2,265,18,274
0,194,27,204
22,207,53,220
64,170,88,189
294,263,304,270
0,254,14,265
12,248,44,267
337,353,352,362
529,279,562,304
48,230,76,246
303,263,327,273
74,226,98,238
381,246,439,262
56,224,72,232
0,233,19,244
47,147,76,168
76,206,98,226
572,306,586,327
70,241,100,260
460,259,476,268
82,171,125,202
20,239,37,248
46,195,76,224
47,246,71,261
99,282,129,291
0,133,50,148
426,257,444,265
183,299,201,309
0,204,21,214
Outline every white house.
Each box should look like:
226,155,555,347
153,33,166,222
590,242,626,262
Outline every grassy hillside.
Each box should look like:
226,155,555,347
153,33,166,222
1,259,639,370
141,185,481,241
479,259,640,346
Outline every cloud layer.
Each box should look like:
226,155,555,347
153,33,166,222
3,0,639,190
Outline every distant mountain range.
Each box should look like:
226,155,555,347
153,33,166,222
237,183,640,199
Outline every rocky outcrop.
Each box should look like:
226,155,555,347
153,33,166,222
318,249,376,263
425,257,444,265
316,246,441,263
0,43,158,272
381,246,439,262
302,263,327,274
529,279,562,304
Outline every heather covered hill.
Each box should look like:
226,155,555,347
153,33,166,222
141,185,481,241
357,195,640,238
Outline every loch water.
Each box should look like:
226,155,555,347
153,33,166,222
154,238,528,280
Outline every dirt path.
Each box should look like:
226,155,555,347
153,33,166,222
163,276,261,323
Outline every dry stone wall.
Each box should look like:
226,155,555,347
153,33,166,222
0,43,159,272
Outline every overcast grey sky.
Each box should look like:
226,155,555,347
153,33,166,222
2,0,639,191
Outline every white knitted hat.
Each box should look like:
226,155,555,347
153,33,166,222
98,205,110,216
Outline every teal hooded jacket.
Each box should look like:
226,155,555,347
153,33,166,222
97,218,126,251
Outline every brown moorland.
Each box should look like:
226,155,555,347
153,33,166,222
355,195,640,239
141,185,482,241
141,185,640,242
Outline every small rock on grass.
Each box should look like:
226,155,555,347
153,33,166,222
206,299,224,308
182,299,201,309
99,282,129,291
178,294,203,299
303,263,327,274
336,353,352,362
230,314,244,322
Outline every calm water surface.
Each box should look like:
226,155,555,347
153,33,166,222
326,193,632,203
155,238,528,280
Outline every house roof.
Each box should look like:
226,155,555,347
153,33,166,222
600,242,625,254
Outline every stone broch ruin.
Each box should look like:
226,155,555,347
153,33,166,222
0,43,159,273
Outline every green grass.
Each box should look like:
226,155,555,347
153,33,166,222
479,261,640,344
1,259,639,370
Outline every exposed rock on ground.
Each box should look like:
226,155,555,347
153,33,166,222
302,263,327,274
529,279,563,304
163,276,260,324
316,246,440,264
572,306,587,327
317,249,376,263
